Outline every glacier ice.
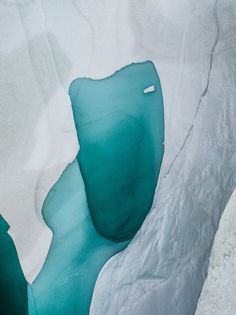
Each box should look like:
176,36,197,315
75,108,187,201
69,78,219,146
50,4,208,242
0,0,235,314
195,190,236,315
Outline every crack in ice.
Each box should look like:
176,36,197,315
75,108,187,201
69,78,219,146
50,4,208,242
164,0,220,178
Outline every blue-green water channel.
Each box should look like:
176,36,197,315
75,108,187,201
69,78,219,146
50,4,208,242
28,61,164,314
0,216,28,315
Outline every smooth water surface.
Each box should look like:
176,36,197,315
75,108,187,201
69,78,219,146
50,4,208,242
28,61,164,315
70,61,164,241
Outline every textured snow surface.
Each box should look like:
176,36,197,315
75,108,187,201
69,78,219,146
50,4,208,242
0,0,235,314
195,189,236,315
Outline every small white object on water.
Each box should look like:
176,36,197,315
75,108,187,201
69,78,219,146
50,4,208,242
144,84,155,94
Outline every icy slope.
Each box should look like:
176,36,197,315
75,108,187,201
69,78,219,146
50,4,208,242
195,189,236,315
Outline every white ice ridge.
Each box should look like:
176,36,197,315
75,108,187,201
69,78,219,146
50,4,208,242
0,0,235,314
195,189,236,315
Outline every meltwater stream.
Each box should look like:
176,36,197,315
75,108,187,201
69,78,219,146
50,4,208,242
28,61,164,314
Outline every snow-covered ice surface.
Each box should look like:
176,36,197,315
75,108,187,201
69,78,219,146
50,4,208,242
195,189,236,315
0,0,235,313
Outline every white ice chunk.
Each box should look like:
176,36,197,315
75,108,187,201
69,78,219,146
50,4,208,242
144,84,155,94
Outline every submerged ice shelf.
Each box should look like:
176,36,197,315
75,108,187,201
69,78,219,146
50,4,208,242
28,61,164,314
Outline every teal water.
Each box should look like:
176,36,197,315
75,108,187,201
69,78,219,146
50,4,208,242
70,61,164,241
28,160,128,315
0,216,28,315
28,61,164,315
